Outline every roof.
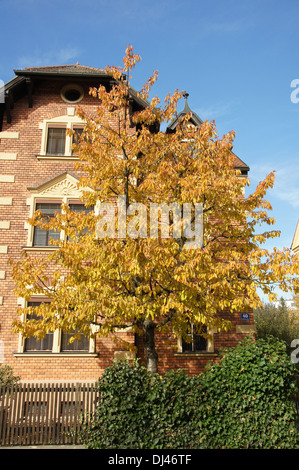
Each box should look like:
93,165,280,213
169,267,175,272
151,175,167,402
166,92,203,132
24,64,105,73
166,93,249,173
231,151,250,171
0,63,151,131
14,64,110,79
0,67,250,172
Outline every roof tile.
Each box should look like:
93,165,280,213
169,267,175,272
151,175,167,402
23,64,105,74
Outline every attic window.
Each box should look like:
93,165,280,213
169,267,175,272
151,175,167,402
38,114,86,159
61,84,84,104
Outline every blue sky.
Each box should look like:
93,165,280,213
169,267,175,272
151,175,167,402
1,0,299,302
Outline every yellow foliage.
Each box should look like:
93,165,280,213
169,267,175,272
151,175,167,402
9,46,299,370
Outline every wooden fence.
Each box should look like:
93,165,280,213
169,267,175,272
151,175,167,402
0,382,99,446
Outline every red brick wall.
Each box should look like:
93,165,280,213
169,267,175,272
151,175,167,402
0,78,127,382
136,310,254,375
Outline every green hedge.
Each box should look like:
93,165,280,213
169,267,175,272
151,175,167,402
80,337,299,449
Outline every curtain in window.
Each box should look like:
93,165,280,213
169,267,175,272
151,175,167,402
46,127,66,155
71,126,84,155
33,203,61,246
182,323,207,352
67,203,93,240
61,329,89,351
24,302,53,352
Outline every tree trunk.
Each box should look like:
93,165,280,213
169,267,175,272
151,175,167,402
142,318,158,373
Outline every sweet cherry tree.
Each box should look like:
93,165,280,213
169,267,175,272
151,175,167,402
11,47,299,372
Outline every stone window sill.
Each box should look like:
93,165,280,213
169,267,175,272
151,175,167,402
22,246,58,252
36,155,79,161
174,352,218,357
14,352,98,357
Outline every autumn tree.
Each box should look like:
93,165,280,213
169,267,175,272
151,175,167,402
10,47,299,373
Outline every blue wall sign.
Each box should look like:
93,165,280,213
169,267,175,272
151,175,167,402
241,313,250,321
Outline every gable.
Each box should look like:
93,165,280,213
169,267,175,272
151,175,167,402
166,93,249,174
166,93,203,132
27,172,90,198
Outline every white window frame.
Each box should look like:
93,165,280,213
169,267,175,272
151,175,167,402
30,199,92,248
25,173,93,250
38,113,86,160
26,197,84,248
177,325,217,354
17,296,96,355
60,84,84,104
18,174,97,355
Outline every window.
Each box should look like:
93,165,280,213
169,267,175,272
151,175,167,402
182,322,208,353
20,300,93,354
31,200,93,247
46,126,66,155
61,329,90,352
45,125,83,156
24,302,54,352
26,173,94,249
67,202,94,241
38,115,86,159
23,401,48,418
33,203,61,247
71,126,84,155
69,202,92,213
61,84,84,104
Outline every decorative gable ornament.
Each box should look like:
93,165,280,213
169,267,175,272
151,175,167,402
27,172,92,199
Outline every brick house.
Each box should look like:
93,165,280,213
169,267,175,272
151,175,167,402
0,65,255,382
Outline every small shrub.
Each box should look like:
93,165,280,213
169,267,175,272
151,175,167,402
0,364,20,387
254,300,299,361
